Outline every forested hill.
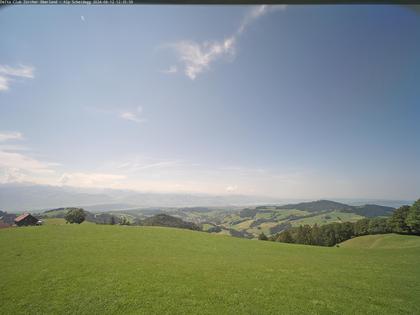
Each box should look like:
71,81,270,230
350,204,395,217
141,214,200,231
40,209,201,232
276,200,351,212
276,200,394,217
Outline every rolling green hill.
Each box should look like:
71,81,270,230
129,200,394,238
340,233,420,249
141,213,200,230
276,200,352,212
276,200,394,217
39,200,395,239
1,225,419,314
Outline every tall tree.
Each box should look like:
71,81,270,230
258,232,268,241
407,199,420,235
389,205,411,234
311,224,322,246
354,218,370,236
334,222,354,243
368,217,390,235
276,230,294,243
321,225,336,246
295,225,313,245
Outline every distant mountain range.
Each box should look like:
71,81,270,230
276,200,395,217
0,183,412,213
0,183,282,212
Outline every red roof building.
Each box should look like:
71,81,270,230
14,213,39,226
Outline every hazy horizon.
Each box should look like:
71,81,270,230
1,5,419,200
0,181,414,213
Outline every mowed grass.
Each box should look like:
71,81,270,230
42,218,67,225
340,233,420,249
42,218,94,226
1,225,419,314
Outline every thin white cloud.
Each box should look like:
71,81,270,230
160,65,178,74
81,15,85,22
238,5,287,34
0,144,30,152
0,131,59,184
172,37,236,80
117,160,180,172
165,5,287,80
120,112,143,123
0,64,35,91
0,65,34,78
120,106,146,124
2,167,25,183
0,131,23,142
85,106,147,124
58,172,126,188
226,185,238,193
0,139,126,188
0,76,9,91
0,151,56,174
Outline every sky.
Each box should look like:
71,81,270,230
0,5,419,200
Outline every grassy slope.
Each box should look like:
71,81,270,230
220,209,362,238
1,225,419,314
43,218,94,226
290,210,364,227
43,218,67,225
340,233,420,249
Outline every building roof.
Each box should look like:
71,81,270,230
14,213,33,222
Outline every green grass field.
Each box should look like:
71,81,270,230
340,233,420,249
209,208,363,238
1,225,419,314
43,218,94,226
290,210,364,227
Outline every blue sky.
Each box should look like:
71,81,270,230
0,5,419,199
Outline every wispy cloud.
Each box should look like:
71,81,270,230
165,5,287,80
0,131,59,184
238,5,286,34
0,144,30,152
58,172,126,188
120,112,143,123
81,15,85,22
0,151,55,175
160,65,178,74
0,131,23,142
225,185,238,193
120,106,146,124
172,37,236,80
84,105,147,124
112,155,181,174
0,64,35,91
0,65,34,78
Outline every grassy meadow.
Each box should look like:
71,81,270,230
340,233,420,249
1,224,419,314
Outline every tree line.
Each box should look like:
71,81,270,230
258,199,420,246
64,209,201,231
64,208,133,225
